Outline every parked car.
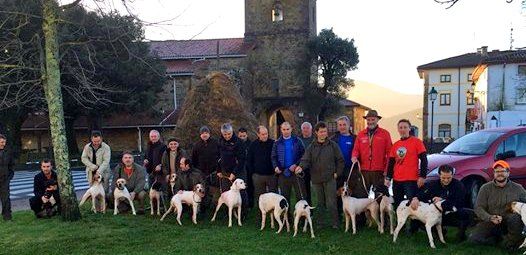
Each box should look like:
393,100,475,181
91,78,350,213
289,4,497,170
426,127,526,208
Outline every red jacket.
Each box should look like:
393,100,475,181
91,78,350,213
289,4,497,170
351,126,392,172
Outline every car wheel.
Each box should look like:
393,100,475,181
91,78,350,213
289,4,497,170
465,179,482,208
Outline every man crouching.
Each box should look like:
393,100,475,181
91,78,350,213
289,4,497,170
109,151,147,215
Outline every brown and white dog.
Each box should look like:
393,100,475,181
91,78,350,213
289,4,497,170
393,199,453,248
113,178,136,215
508,201,526,253
160,183,205,225
149,178,163,216
293,200,315,238
211,178,246,227
258,192,290,234
79,172,106,213
339,185,381,234
373,185,395,234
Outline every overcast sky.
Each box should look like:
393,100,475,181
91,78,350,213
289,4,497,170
83,0,526,95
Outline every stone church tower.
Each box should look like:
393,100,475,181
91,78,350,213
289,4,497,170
244,0,317,137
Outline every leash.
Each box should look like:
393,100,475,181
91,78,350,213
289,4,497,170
219,174,233,193
344,161,368,195
295,171,306,201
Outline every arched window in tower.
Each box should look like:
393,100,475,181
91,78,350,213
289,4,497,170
272,1,284,22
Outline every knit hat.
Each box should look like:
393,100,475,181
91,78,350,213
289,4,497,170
199,126,211,134
493,160,511,171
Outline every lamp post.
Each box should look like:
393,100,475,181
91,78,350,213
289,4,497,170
429,87,438,145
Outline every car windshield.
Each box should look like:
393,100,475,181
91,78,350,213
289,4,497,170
441,131,505,155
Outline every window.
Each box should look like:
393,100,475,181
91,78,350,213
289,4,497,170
467,73,473,82
327,122,337,133
519,65,526,76
440,93,451,106
271,78,280,94
272,1,284,22
466,91,474,105
495,132,526,159
517,88,526,104
440,75,451,83
438,124,452,138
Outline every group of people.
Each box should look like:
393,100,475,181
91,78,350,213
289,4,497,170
0,109,525,251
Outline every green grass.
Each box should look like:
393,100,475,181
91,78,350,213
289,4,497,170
0,205,514,255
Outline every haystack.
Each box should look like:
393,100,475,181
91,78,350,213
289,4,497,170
173,72,258,148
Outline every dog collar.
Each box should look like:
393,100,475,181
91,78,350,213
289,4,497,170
432,202,443,213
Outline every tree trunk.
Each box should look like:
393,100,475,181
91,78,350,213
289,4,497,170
42,0,80,221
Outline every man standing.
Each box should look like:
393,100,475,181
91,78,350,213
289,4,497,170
29,159,61,218
414,165,473,241
469,160,526,250
298,122,314,204
351,110,392,192
0,134,14,221
191,126,219,180
81,130,111,194
296,122,344,229
144,130,167,186
247,126,276,202
216,123,245,193
237,127,253,208
331,116,361,196
271,122,306,204
111,151,147,214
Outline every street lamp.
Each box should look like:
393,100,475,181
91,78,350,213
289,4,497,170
429,87,438,145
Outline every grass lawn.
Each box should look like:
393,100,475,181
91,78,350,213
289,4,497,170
0,205,514,255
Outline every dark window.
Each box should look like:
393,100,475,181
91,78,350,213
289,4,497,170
440,93,451,106
327,122,337,134
440,75,451,83
438,124,452,138
271,79,280,94
467,92,474,105
518,65,526,76
467,73,473,82
495,132,526,159
517,88,526,105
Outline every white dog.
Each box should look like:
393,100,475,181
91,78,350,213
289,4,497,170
160,183,205,225
508,201,526,253
258,192,290,234
393,200,453,248
340,185,380,234
113,178,136,215
79,172,106,213
293,200,315,238
211,178,246,227
149,179,163,216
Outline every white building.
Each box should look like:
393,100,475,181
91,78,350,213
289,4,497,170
417,47,526,142
471,50,526,129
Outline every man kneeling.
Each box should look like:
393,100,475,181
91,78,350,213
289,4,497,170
413,164,473,241
109,151,147,214
29,159,61,218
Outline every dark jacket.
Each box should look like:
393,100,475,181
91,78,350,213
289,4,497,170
191,137,220,177
218,135,245,176
475,180,526,222
173,167,203,193
33,171,60,202
111,163,147,194
299,139,345,184
417,179,466,212
144,141,167,174
299,135,314,150
271,135,305,171
161,147,188,176
0,149,14,180
247,138,275,176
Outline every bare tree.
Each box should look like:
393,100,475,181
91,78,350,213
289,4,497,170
434,0,515,9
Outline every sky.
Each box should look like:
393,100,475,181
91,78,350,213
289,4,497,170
81,0,526,95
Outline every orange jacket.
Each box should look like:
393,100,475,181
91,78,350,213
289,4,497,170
351,126,392,172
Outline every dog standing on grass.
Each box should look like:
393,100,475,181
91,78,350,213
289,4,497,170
113,178,136,215
211,179,246,227
161,183,205,225
79,172,106,213
258,192,290,234
339,185,380,235
393,199,452,248
373,185,395,234
149,178,163,216
293,200,315,238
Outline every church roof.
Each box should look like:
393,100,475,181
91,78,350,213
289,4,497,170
148,38,252,60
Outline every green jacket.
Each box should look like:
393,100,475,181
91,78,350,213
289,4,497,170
299,139,344,184
475,180,526,222
110,163,147,194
